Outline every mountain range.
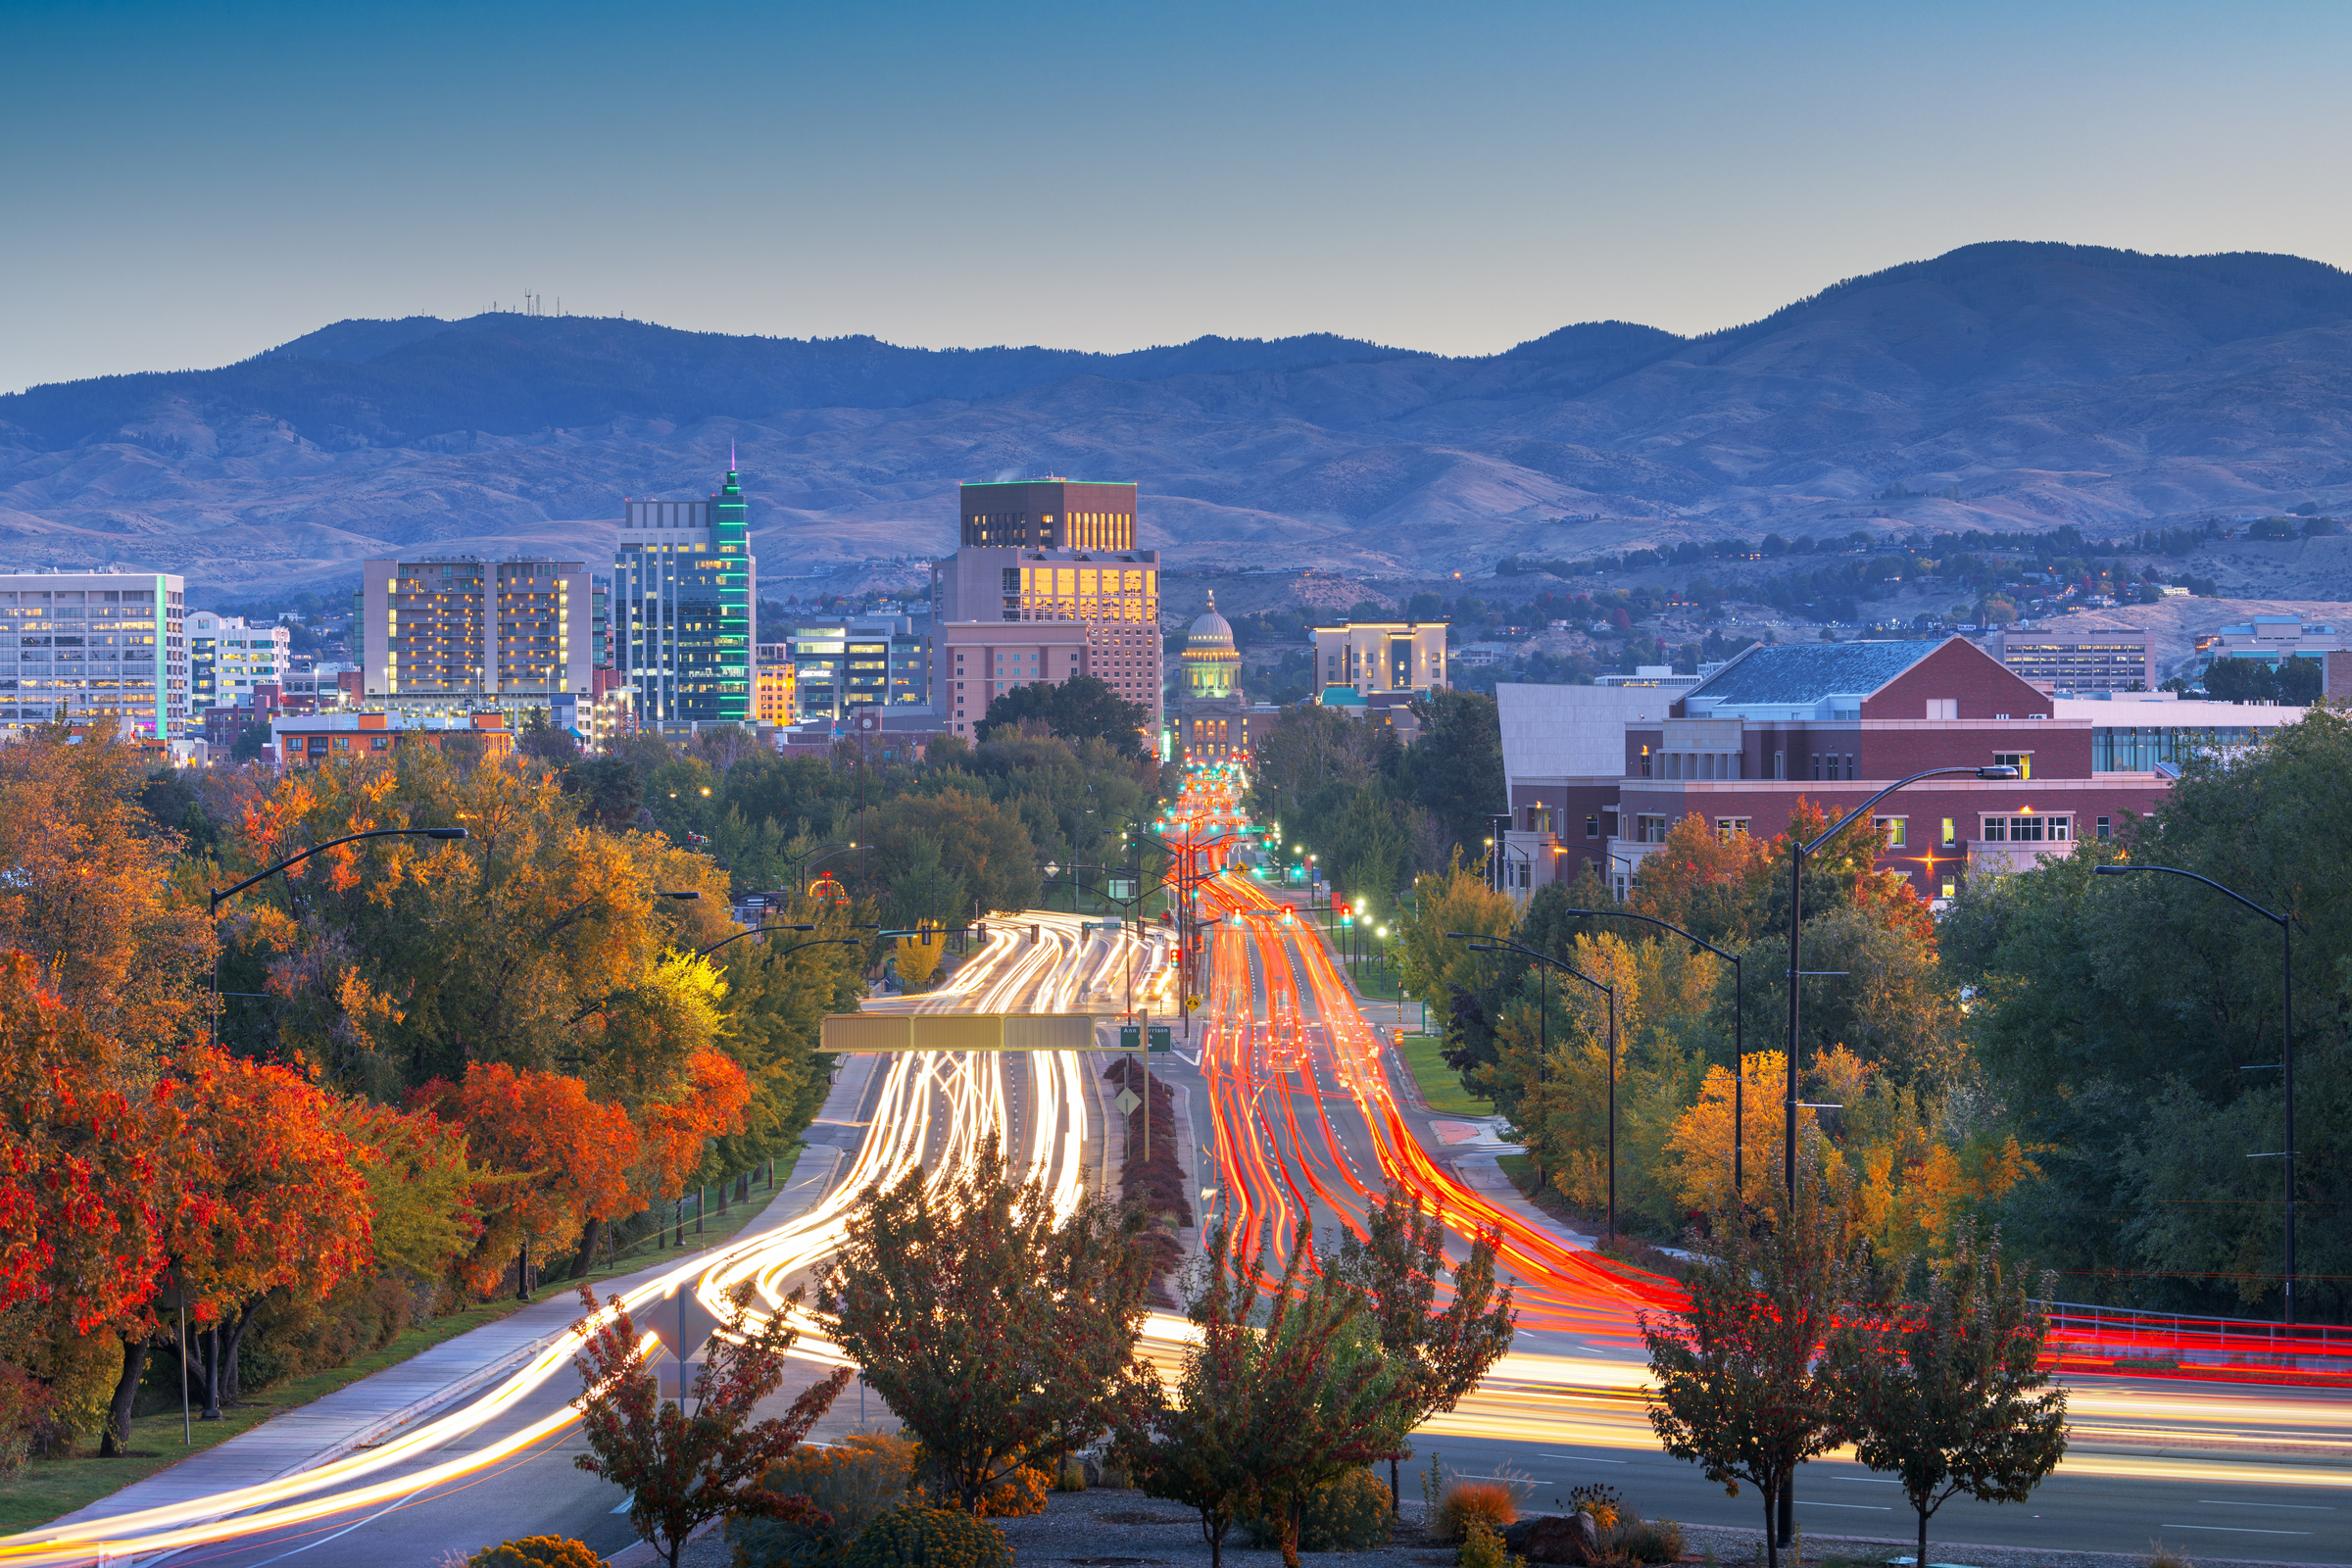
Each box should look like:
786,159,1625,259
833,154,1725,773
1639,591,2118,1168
9,241,2352,591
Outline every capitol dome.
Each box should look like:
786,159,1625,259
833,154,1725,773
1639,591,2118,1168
1181,592,1242,701
1187,605,1235,649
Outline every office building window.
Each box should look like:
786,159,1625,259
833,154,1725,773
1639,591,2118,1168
1875,816,1906,848
1993,752,2034,780
1939,877,1958,900
1717,817,1750,839
1586,813,1600,839
1636,814,1670,844
2096,815,2112,842
1982,814,2070,842
1941,816,1957,846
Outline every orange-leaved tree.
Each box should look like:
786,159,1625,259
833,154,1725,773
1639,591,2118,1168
165,1046,377,1428
0,720,213,1054
412,1062,638,1298
633,1049,753,1246
0,952,182,1453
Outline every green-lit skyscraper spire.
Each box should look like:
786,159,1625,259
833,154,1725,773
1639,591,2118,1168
614,450,757,730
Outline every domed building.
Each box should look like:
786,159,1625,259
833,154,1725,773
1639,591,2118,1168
1177,593,1257,762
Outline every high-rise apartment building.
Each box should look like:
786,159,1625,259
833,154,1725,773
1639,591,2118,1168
615,463,755,730
356,557,595,709
187,612,292,711
933,478,1160,739
0,572,188,739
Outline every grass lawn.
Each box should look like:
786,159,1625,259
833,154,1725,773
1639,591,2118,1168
1394,1032,1494,1117
2,1155,803,1532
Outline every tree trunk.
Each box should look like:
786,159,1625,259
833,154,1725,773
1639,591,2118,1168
220,1298,263,1403
98,1335,147,1456
201,1327,222,1420
1917,1503,1931,1568
1207,1513,1227,1568
164,1324,217,1415
570,1216,604,1280
517,1236,531,1301
1762,1480,1779,1568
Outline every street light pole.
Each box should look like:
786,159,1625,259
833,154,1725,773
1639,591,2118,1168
2097,862,2296,1324
1456,934,1619,1242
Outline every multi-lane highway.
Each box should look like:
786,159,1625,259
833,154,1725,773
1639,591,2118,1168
7,773,2346,1565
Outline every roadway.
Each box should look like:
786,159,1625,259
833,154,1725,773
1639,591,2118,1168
9,783,2347,1565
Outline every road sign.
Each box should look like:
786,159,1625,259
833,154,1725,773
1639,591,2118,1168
1149,1024,1172,1053
821,1012,1108,1053
1119,1024,1141,1051
1113,1088,1142,1116
648,1285,729,1399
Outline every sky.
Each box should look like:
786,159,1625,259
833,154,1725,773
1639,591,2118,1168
5,0,2351,394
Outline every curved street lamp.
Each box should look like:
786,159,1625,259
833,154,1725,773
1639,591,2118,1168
207,826,468,1049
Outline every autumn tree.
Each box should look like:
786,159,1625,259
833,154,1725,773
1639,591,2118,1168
703,911,868,1209
1167,1227,1408,1568
0,720,212,1054
1123,1238,1264,1568
0,954,180,1451
1643,1172,1868,1568
815,1135,1153,1511
1664,1052,1804,1223
217,742,729,1101
1828,1229,2068,1568
164,1047,377,1427
572,1281,850,1568
1332,1181,1517,1510
631,1048,754,1253
412,1063,638,1298
976,674,1150,757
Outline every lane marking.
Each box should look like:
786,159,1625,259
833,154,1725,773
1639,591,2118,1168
2194,1500,2336,1509
1799,1501,1891,1510
2159,1525,2314,1536
1539,1453,1627,1464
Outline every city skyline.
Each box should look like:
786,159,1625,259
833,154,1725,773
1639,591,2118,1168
8,1,2352,394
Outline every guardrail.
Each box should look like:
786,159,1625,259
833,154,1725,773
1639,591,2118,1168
2035,1298,2352,1373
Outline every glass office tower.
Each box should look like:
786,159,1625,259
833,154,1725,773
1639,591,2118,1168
615,462,756,729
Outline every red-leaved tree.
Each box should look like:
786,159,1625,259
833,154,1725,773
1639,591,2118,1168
411,1062,638,1297
572,1281,849,1568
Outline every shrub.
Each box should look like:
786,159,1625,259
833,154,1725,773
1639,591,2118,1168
1435,1479,1518,1544
2144,1548,2195,1568
729,1433,918,1567
1240,1466,1394,1552
1611,1518,1685,1565
974,1464,1049,1518
841,1506,1012,1568
1054,1457,1087,1492
467,1539,608,1568
0,1363,54,1476
1458,1516,1522,1568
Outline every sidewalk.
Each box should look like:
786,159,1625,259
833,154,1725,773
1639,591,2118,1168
53,1061,877,1533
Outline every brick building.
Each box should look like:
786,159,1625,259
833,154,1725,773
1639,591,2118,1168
1500,637,2179,906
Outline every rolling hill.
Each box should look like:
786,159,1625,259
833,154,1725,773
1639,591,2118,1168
8,241,2352,591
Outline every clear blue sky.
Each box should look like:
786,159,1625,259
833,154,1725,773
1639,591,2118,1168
4,0,2348,393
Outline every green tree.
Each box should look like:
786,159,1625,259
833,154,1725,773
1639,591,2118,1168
977,674,1150,757
1828,1229,2068,1568
815,1136,1154,1512
1397,691,1503,865
850,787,1039,918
